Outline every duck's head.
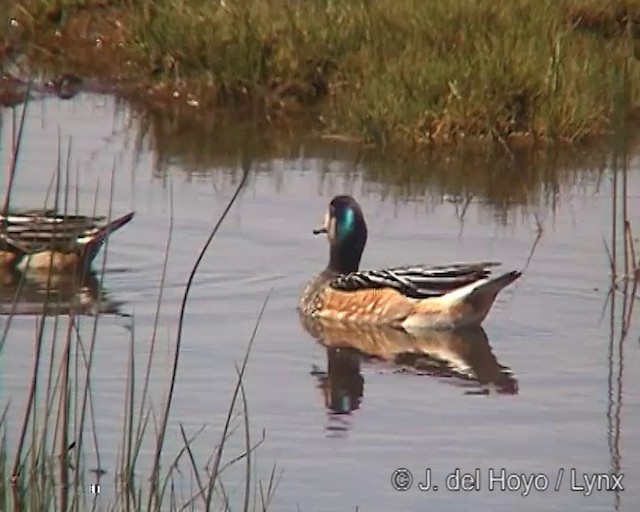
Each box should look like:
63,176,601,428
313,195,367,274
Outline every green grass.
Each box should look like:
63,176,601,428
2,0,640,150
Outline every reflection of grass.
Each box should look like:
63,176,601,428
3,0,640,150
603,137,637,511
0,111,278,510
604,136,639,335
135,99,619,221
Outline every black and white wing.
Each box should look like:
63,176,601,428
329,262,502,299
0,210,105,252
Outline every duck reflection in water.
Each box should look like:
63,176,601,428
0,268,123,316
301,314,518,431
310,346,365,436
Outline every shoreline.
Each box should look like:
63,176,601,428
2,0,640,152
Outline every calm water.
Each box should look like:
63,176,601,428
1,94,639,511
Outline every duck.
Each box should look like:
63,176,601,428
299,195,521,330
0,209,134,273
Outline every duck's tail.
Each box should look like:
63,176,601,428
403,270,522,329
80,212,135,262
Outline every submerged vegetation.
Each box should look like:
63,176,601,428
2,0,640,150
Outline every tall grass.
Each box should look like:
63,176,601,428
3,0,640,149
0,102,277,511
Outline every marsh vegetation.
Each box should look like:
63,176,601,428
2,0,640,151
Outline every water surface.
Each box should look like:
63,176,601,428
1,93,639,511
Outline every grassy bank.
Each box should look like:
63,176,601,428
2,0,640,150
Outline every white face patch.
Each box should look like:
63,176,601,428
328,215,337,241
321,209,337,240
323,211,330,231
